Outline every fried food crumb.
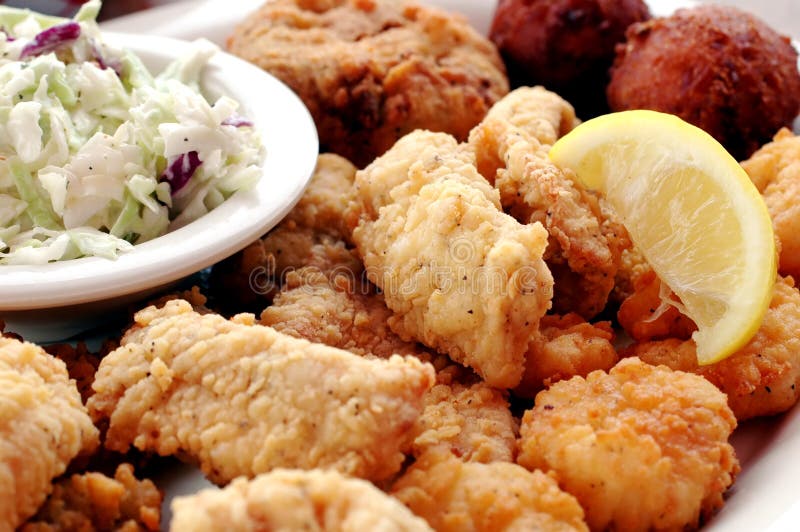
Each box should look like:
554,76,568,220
21,464,161,532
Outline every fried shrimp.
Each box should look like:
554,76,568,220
518,358,739,531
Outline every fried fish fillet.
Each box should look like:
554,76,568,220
210,153,360,312
20,464,161,532
624,276,800,421
514,313,619,399
469,87,629,319
741,128,800,279
518,358,739,531
0,337,99,530
392,449,588,532
348,130,553,388
87,300,435,485
261,267,423,360
171,468,432,531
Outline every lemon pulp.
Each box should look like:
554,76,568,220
549,110,776,364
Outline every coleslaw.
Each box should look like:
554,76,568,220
0,0,264,265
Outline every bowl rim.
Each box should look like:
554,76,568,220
0,32,318,311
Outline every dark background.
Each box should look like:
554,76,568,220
0,0,157,20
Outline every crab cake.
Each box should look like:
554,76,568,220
227,0,508,167
518,358,739,531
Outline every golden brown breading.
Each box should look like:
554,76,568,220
348,130,553,388
42,343,102,405
514,313,619,399
20,464,161,532
261,267,422,360
742,128,800,279
171,468,433,531
469,87,629,319
610,245,651,303
0,337,100,530
616,270,697,342
227,0,508,168
517,358,739,531
87,300,434,485
411,364,517,464
623,276,800,421
209,154,361,312
392,449,588,532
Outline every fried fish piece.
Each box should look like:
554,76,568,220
210,153,361,312
392,449,588,532
469,87,629,318
514,313,619,398
20,464,161,532
171,468,432,531
742,128,800,280
348,130,553,388
624,276,800,421
261,267,422,360
518,358,739,531
227,0,508,168
0,337,99,530
87,300,434,485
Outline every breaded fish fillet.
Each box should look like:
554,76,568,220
518,358,739,531
0,337,99,530
349,130,553,388
469,87,629,318
261,267,423,360
171,468,432,531
392,449,588,532
624,276,800,420
742,128,800,279
20,464,161,532
210,153,360,312
87,300,435,485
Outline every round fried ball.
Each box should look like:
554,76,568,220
517,357,740,531
489,0,650,118
607,5,800,160
227,0,509,168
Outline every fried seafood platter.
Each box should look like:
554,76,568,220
5,0,800,530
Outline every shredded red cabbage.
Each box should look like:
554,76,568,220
20,21,81,59
161,151,202,195
222,115,254,128
90,40,122,76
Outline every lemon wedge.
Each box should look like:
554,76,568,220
549,110,776,365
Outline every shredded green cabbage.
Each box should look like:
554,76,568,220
0,0,264,264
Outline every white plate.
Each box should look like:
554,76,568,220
0,32,318,341
104,1,800,531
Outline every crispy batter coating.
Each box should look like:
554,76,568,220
610,245,650,303
228,0,508,168
21,464,161,532
210,154,361,313
608,5,800,160
171,468,432,531
742,129,800,279
261,267,422,359
469,87,629,318
617,270,697,342
0,337,100,530
490,0,650,118
392,450,588,532
42,343,103,405
87,300,434,485
514,313,619,399
348,130,553,388
624,276,800,421
411,364,517,464
518,358,739,531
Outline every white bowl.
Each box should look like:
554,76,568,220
0,32,318,342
